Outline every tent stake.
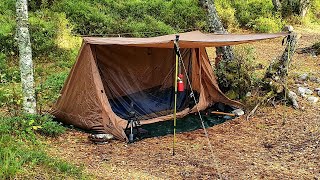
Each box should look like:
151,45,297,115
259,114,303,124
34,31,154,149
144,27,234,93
173,35,180,156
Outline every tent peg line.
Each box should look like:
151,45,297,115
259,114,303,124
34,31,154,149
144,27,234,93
173,35,222,178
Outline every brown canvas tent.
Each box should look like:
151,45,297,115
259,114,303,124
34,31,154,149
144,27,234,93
51,31,286,141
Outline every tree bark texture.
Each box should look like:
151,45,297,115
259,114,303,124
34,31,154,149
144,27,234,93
299,0,310,17
264,32,299,108
272,0,282,11
16,0,36,114
199,0,234,61
265,32,298,82
273,0,310,17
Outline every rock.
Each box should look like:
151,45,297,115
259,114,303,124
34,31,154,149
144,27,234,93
288,91,298,99
310,76,318,82
298,87,306,96
288,91,299,109
315,88,320,92
298,87,313,96
232,109,245,116
307,96,319,103
298,73,308,81
305,89,313,95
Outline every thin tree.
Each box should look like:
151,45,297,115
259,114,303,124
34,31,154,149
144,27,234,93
199,0,234,61
272,0,311,17
16,0,36,114
299,0,310,17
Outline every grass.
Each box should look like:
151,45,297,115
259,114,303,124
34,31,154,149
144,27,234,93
0,114,88,179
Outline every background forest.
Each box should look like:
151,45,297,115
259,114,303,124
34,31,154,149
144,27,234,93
1,0,319,114
0,0,320,179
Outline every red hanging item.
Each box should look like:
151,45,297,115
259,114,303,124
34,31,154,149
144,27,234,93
177,74,184,92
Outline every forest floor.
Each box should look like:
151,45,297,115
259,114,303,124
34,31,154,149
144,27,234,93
45,29,320,179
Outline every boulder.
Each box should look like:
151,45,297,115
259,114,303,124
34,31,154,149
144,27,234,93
307,96,319,103
305,89,313,95
298,87,306,96
310,76,318,82
298,73,308,81
288,91,299,109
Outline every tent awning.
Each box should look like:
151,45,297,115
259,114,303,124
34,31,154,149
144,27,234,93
83,30,288,48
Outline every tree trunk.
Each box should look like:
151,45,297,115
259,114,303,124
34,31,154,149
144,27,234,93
199,0,234,61
299,0,310,17
16,0,36,114
264,30,299,108
272,0,282,11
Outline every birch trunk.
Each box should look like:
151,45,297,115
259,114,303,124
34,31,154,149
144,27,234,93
199,0,234,61
16,0,36,114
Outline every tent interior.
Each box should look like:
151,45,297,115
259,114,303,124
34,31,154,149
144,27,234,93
96,45,197,121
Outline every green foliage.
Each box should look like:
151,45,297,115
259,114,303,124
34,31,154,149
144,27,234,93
215,0,238,30
311,0,320,19
216,46,256,99
0,0,16,56
29,11,59,60
0,114,85,179
280,0,301,17
0,83,22,115
251,16,284,33
232,0,275,27
52,0,207,36
214,0,284,33
312,41,320,55
0,135,83,179
36,71,68,111
0,114,65,138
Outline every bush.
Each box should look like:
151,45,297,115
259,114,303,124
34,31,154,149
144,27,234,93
0,114,66,138
0,114,83,179
0,83,22,115
36,71,68,111
232,0,275,27
216,46,256,99
29,11,59,60
251,16,284,33
0,0,16,56
215,0,238,30
52,0,207,36
313,41,320,55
